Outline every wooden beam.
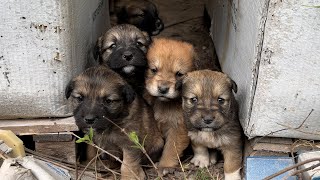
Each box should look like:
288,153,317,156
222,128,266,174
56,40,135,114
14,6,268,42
0,117,79,135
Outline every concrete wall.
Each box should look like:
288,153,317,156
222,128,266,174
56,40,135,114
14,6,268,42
207,0,320,140
0,0,110,119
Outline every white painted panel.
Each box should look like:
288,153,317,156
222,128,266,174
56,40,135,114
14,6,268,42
250,0,320,139
207,0,320,140
208,0,267,137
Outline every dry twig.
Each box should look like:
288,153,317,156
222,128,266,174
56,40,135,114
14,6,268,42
71,132,140,180
102,115,163,179
263,157,320,180
173,141,186,179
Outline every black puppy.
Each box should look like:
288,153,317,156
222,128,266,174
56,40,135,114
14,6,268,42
94,24,150,94
114,0,164,36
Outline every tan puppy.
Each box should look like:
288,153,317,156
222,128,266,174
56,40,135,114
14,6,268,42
66,65,164,180
145,38,196,174
182,70,243,180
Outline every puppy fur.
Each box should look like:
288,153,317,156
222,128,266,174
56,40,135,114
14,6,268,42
95,24,151,94
113,0,164,35
145,38,196,174
182,70,243,180
66,65,164,180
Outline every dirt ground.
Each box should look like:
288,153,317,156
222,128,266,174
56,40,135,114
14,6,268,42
153,0,221,72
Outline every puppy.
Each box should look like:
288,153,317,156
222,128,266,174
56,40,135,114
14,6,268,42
113,0,164,36
145,38,196,174
182,70,243,180
65,65,164,180
94,24,151,94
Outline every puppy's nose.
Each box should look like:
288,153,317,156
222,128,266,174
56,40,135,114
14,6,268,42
122,51,133,61
203,116,214,124
84,115,97,124
158,86,169,94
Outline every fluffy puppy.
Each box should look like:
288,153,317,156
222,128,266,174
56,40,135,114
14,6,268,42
113,0,164,36
65,65,164,180
182,70,243,180
94,24,151,94
145,38,196,174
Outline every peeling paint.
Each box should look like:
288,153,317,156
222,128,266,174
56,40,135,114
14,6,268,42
54,26,63,33
30,23,48,32
3,72,10,87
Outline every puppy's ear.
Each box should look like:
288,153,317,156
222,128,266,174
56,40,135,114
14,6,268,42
65,80,75,99
230,79,238,93
121,84,136,104
93,37,102,61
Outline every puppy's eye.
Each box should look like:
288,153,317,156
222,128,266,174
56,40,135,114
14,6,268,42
190,97,198,104
218,98,225,105
108,44,116,49
75,95,84,102
150,68,157,74
176,71,184,78
136,41,144,47
105,99,113,104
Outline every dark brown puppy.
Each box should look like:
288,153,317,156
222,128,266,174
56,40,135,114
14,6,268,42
66,65,164,180
182,70,243,180
145,38,196,174
94,24,151,94
113,0,164,36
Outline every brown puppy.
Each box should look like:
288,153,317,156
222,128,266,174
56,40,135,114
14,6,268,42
145,38,196,174
65,65,164,180
182,70,243,180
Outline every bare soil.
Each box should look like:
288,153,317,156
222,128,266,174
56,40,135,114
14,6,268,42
153,0,221,71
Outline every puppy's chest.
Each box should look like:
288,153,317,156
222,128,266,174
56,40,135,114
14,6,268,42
153,101,183,127
188,131,231,149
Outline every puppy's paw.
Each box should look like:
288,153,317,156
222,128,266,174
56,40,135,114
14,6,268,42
158,167,175,176
209,151,217,165
190,154,210,168
155,162,175,176
224,168,241,180
137,169,146,180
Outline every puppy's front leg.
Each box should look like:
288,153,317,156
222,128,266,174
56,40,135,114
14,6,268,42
158,126,189,172
190,142,210,168
120,149,145,180
222,147,242,180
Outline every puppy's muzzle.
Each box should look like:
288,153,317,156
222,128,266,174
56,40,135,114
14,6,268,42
203,116,214,124
84,114,98,125
122,51,133,61
158,85,169,94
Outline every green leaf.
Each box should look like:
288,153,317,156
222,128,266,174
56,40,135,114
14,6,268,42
89,127,94,141
141,135,147,147
131,145,140,149
128,131,140,145
76,128,94,144
76,134,90,143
